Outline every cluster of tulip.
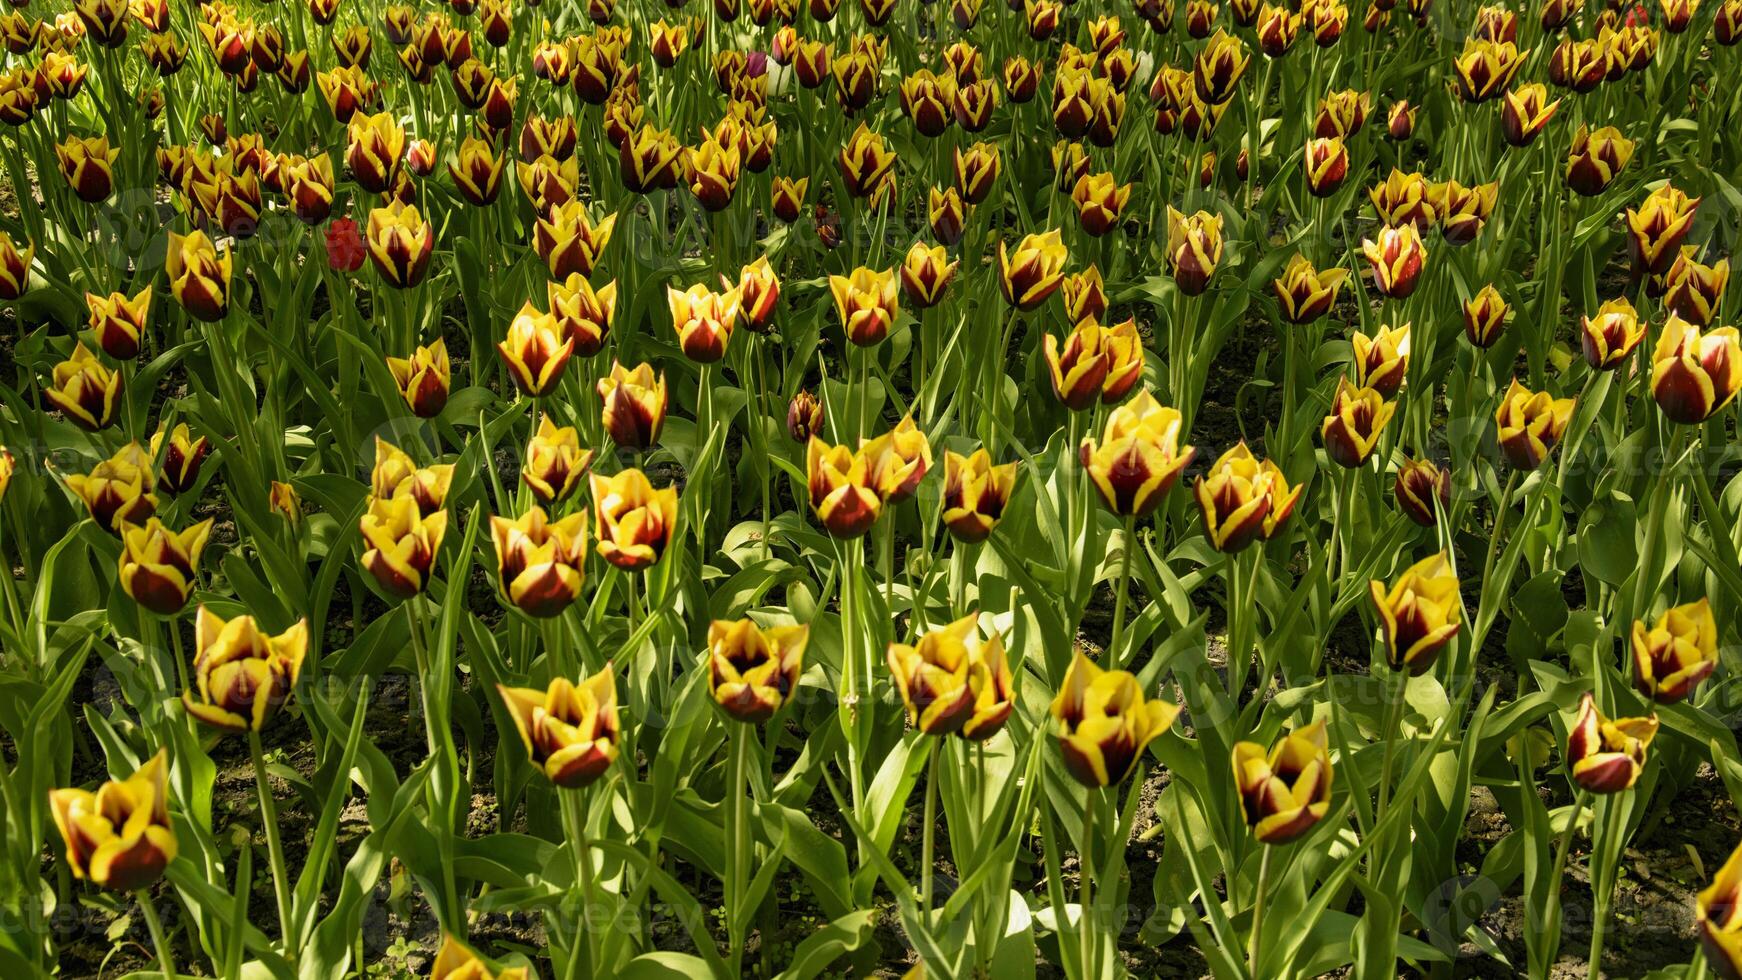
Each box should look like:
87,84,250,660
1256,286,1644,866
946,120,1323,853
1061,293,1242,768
7,0,1742,977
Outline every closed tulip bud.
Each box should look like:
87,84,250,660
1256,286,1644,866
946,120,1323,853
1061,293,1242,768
1311,88,1369,139
1548,36,1606,92
1578,296,1644,369
56,135,118,203
534,201,615,280
1233,720,1331,842
1044,320,1112,411
1393,458,1450,526
117,517,211,614
1080,391,1196,518
1351,323,1411,398
1720,0,1742,43
927,186,968,246
1256,4,1300,55
364,202,434,289
997,229,1068,311
547,274,617,357
318,66,377,123
1061,267,1108,326
1565,125,1634,197
832,49,879,110
591,469,677,571
1271,254,1347,324
519,418,592,506
1361,223,1426,299
1456,285,1508,349
1303,137,1348,197
266,481,301,525
829,267,899,347
790,39,830,88
668,282,740,363
346,111,405,194
1369,551,1461,674
953,79,998,132
1099,318,1144,404
383,6,416,44
276,51,310,92
1165,207,1224,296
479,76,517,131
45,343,121,431
368,439,452,517
448,135,504,206
771,176,807,223
1071,172,1130,237
403,139,436,178
183,606,309,732
1386,100,1416,140
1540,0,1582,30
491,507,587,617
1002,56,1040,102
1184,0,1218,35
598,361,667,450
1566,692,1657,793
49,750,176,892
1501,84,1559,147
0,68,36,125
279,153,335,224
707,619,809,723
496,303,573,397
649,19,689,66
386,338,451,419
837,124,897,201
900,242,957,310
1196,442,1301,552
529,40,572,83
74,0,127,45
1630,598,1717,703
1053,650,1178,786
1700,839,1742,979
1311,0,1348,43
1652,315,1742,424
899,70,955,138
785,390,825,444
497,666,618,788
687,138,741,211
1495,378,1576,469
333,24,372,69
807,436,883,537
618,125,683,194
1320,378,1395,467
1369,169,1437,228
1663,252,1730,326
1433,180,1498,245
942,449,1017,544
85,288,149,361
166,231,234,322
1626,184,1699,276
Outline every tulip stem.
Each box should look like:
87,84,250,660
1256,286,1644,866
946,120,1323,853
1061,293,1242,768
1109,514,1136,668
1080,788,1097,980
1247,844,1273,979
562,788,596,980
921,737,939,921
1374,668,1407,831
1588,793,1624,978
1535,789,1588,976
247,731,293,949
136,888,176,980
727,723,753,968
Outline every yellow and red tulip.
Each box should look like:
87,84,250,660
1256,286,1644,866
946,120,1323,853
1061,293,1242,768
1071,172,1130,237
1272,254,1347,324
56,135,119,202
1451,38,1525,102
491,506,588,618
1625,183,1699,276
899,243,957,310
498,302,575,397
496,665,619,789
1566,692,1657,794
1495,379,1575,469
1462,285,1510,349
942,449,1018,543
787,390,824,442
1320,377,1396,468
85,288,150,361
829,266,900,347
167,229,231,322
1080,391,1196,518
49,750,176,892
928,186,968,246
1663,251,1730,326
118,517,213,615
45,343,122,432
548,274,616,357
708,619,810,723
806,436,883,538
1565,125,1634,196
359,494,448,599
1361,223,1427,299
1631,598,1718,704
523,418,592,505
1393,458,1450,527
1196,442,1301,552
1165,207,1224,296
669,282,741,363
1651,314,1742,424
1579,297,1645,370
597,361,667,451
1370,551,1461,675
1052,650,1179,786
1232,720,1332,843
997,229,1068,311
1350,322,1411,398
771,176,807,223
387,338,451,419
151,423,211,495
183,606,310,732
365,202,435,288
64,443,156,532
345,111,405,194
1502,83,1559,147
736,256,780,333
590,468,678,571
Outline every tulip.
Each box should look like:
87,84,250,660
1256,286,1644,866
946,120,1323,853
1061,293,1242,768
1311,0,1348,42
546,274,616,357
45,343,121,432
1196,443,1301,552
1302,137,1348,197
386,338,451,418
41,52,89,99
280,153,336,224
955,79,1001,134
1565,125,1634,196
1256,4,1300,55
928,186,968,246
1052,650,1179,786
771,176,807,223
889,614,1014,738
516,154,580,214
1321,378,1395,468
950,142,1000,207
368,440,452,517
1070,172,1130,238
791,39,831,88
318,66,377,123
1393,458,1449,527
1495,378,1576,469
118,517,212,615
1700,838,1742,979
899,70,956,138
0,68,35,125
533,201,616,282
1361,224,1427,299
1720,0,1742,44
1386,100,1416,140
1663,252,1730,326
358,495,447,599
1232,720,1331,843
1501,83,1559,147
1451,38,1524,102
49,750,176,892
365,202,435,289
590,469,677,571
941,449,1017,544
519,116,578,163
1626,184,1699,276
64,443,156,532
1462,286,1510,349
1273,254,1348,324
1351,323,1411,398
900,243,957,310
1651,315,1742,424
1314,89,1372,138
498,303,575,398
345,111,405,194
806,436,882,538
1434,180,1498,245
480,77,517,131
1369,551,1461,674
1629,598,1717,704
859,416,932,506
520,418,592,506
431,936,529,980
1579,297,1645,370
687,138,741,212
1369,169,1437,228
829,267,900,347
491,507,588,617
167,230,231,323
183,606,310,732
276,52,310,92
668,282,741,363
1566,692,1657,794
1165,207,1224,297
1080,391,1196,518
597,361,667,451
1193,28,1249,104
1061,267,1108,326
85,288,149,361
151,423,210,495
497,666,619,788
619,125,684,194
727,257,779,336
708,619,809,723
267,481,301,525
997,229,1068,311
837,124,896,200
56,135,118,202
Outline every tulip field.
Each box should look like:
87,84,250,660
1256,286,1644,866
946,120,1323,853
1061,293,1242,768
12,0,1742,976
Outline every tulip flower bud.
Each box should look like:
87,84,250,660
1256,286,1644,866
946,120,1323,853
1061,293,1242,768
1626,184,1699,277
141,424,206,497
1369,551,1461,674
365,202,434,289
899,70,956,138
1433,180,1498,245
1578,297,1644,369
1393,458,1449,526
74,0,127,47
997,229,1068,311
1565,125,1634,196
1320,378,1395,468
1311,0,1348,43
1461,285,1510,349
1386,100,1416,140
498,303,574,398
1303,137,1348,197
668,282,741,363
64,443,156,532
85,288,149,361
942,449,1017,544
1165,207,1224,296
1566,692,1657,794
445,136,504,207
860,416,932,506
1256,4,1300,56
1368,169,1436,228
1233,721,1331,843
1630,598,1717,704
44,343,121,432
386,338,451,419
533,201,616,281
55,135,118,202
899,243,958,310
1351,323,1411,398
1500,83,1559,147
618,125,684,194
771,176,807,223
828,267,899,347
1360,223,1426,299
687,138,742,212
708,619,809,723
356,494,448,600
345,111,405,194
889,614,1015,738
1663,252,1730,326
1053,650,1178,786
1495,378,1576,469
806,436,883,538
515,153,579,214
747,371,804,436
1196,443,1300,552
1272,254,1347,324
50,751,176,892
1002,55,1040,103
491,507,588,617
497,666,619,788
1651,315,1742,424
597,361,667,451
183,606,310,732
544,276,614,357
520,418,591,506
1183,0,1217,34
590,469,678,571
117,517,212,615
1081,391,1196,518
1720,0,1742,44
927,186,968,246
1070,172,1130,237
1061,267,1108,326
